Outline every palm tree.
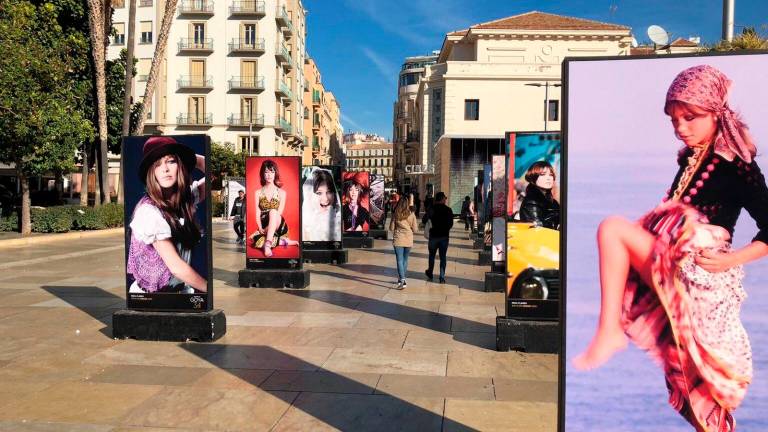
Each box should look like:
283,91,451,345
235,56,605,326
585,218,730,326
134,0,179,134
711,27,768,51
118,0,137,204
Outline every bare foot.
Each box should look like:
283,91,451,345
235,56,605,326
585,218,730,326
264,240,273,257
573,328,628,370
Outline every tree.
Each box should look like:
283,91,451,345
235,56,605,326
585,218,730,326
711,27,768,51
134,0,179,134
118,0,137,204
210,143,245,190
0,0,93,234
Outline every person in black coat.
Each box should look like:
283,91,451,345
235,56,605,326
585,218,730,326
519,161,560,230
230,190,247,244
423,191,454,283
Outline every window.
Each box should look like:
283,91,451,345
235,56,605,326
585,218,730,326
239,136,259,155
192,23,205,45
113,23,125,45
547,100,560,121
240,60,256,87
188,96,206,123
189,59,205,86
464,99,479,121
140,21,152,44
137,58,150,81
242,23,257,45
303,108,309,119
241,97,255,120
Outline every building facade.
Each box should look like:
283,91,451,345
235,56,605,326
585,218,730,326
392,53,438,194
413,11,632,211
302,58,343,166
343,133,394,184
108,0,309,157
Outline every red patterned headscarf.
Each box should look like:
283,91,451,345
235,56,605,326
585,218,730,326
664,65,756,163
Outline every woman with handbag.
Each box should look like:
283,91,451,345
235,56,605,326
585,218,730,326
389,194,418,289
574,65,768,431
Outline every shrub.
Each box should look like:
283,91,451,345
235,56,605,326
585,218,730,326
98,203,124,228
213,200,225,217
31,206,72,233
71,206,105,230
0,212,18,232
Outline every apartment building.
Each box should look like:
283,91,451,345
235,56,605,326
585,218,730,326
392,52,438,194
108,0,308,157
413,11,632,211
343,133,394,184
302,58,343,166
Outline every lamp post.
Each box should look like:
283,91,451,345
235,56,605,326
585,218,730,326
525,82,562,131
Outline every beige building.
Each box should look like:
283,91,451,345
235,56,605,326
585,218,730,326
302,58,343,166
392,53,438,194
343,133,394,183
108,0,309,157
631,37,701,55
414,11,632,211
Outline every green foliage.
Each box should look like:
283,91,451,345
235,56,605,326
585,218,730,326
210,142,246,189
0,0,93,177
213,200,225,217
31,206,73,233
0,212,19,232
70,205,105,229
710,27,768,51
98,202,124,227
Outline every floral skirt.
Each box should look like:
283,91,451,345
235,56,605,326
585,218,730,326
621,202,752,432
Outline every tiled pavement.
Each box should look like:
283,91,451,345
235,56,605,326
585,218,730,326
0,220,557,431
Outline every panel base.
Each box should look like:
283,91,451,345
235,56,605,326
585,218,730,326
302,249,349,265
484,271,505,293
496,316,560,353
112,309,226,342
369,229,388,240
477,250,491,266
238,268,310,288
473,238,484,250
342,237,374,249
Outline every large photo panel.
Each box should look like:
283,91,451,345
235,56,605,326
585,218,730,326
246,156,301,269
123,134,211,311
564,53,768,431
342,171,370,235
301,165,342,249
504,132,561,321
369,174,386,229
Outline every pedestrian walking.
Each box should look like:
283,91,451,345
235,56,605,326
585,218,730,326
460,196,471,231
230,190,246,244
423,191,453,283
389,196,418,289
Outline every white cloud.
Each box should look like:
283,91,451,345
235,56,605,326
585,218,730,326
361,46,397,80
340,113,365,131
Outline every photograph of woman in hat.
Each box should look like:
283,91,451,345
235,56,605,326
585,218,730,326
342,172,370,232
126,136,207,294
572,63,768,431
301,166,342,242
247,159,299,257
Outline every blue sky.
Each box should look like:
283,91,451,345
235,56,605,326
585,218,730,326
303,0,768,140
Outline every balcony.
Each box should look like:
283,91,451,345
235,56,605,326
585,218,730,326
178,0,214,16
407,131,420,143
396,111,406,119
229,0,265,16
275,80,292,99
274,116,292,134
228,38,265,54
312,93,321,105
178,38,213,53
311,120,320,131
276,7,294,36
228,75,264,92
177,75,213,90
228,113,264,127
177,113,212,126
275,43,292,68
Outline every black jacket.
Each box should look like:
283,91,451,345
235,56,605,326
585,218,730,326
423,203,454,238
666,147,768,244
230,197,246,219
343,204,370,231
519,184,560,230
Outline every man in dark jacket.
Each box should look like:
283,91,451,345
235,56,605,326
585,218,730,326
230,190,246,244
422,191,453,283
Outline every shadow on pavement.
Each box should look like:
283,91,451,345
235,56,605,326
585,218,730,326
181,344,477,431
281,290,495,346
365,248,481,266
340,263,485,291
41,285,125,337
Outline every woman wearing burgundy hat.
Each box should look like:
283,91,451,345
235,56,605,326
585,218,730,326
574,65,768,431
342,175,370,232
127,136,207,294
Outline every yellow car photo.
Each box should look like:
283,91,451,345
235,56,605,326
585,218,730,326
506,222,560,320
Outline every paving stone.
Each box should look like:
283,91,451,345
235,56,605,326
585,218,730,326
376,375,494,400
321,348,447,376
443,400,557,432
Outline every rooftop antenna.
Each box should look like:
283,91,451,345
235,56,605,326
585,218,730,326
647,24,671,51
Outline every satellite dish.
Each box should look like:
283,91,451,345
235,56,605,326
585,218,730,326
631,37,639,48
647,25,669,46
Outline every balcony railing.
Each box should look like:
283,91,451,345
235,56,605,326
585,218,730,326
228,113,264,127
275,116,292,133
275,43,292,67
178,38,213,52
275,6,289,26
312,93,321,104
228,38,265,53
228,75,264,91
275,80,291,99
177,75,213,90
178,0,214,15
229,0,265,15
177,113,212,126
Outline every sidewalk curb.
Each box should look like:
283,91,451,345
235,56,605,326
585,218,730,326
0,227,124,248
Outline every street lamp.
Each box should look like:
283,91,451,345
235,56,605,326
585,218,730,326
525,82,562,132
